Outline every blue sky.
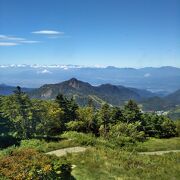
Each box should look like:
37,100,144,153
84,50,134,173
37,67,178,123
0,0,179,67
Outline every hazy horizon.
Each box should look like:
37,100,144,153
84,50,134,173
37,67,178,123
0,64,180,69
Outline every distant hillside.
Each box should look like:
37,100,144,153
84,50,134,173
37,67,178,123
0,84,16,95
2,79,179,111
168,106,180,120
127,87,156,98
141,89,180,111
165,90,180,105
29,78,150,106
0,84,33,95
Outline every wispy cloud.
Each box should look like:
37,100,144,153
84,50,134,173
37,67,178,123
48,35,71,39
144,73,151,77
32,30,64,35
0,29,67,47
37,69,52,74
0,34,39,46
0,42,19,46
0,35,25,41
20,40,40,44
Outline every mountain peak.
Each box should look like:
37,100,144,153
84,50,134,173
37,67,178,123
67,78,81,89
69,78,79,82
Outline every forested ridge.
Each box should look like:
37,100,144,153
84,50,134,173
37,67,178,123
1,78,180,111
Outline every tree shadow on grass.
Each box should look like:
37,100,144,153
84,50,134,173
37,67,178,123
61,174,76,180
67,175,76,180
0,135,20,149
34,135,66,142
0,135,69,150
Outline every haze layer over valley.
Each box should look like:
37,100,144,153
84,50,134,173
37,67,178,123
0,65,180,93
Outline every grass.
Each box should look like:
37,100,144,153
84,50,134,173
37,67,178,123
0,138,80,157
60,133,180,179
61,131,120,148
66,146,180,180
0,132,180,180
135,137,180,152
20,138,80,153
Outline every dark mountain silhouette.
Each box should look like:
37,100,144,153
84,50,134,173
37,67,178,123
29,78,180,109
29,78,142,106
1,78,180,110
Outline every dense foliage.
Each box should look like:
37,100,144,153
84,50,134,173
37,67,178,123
0,87,178,143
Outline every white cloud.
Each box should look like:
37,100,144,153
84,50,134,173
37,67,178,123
32,30,64,35
0,42,19,46
37,69,52,74
0,34,40,46
144,73,151,77
20,40,39,44
0,30,66,47
0,35,25,41
0,35,7,39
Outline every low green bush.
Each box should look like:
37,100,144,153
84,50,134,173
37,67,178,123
61,131,116,148
20,138,79,153
0,145,17,158
175,120,180,137
108,122,146,147
20,139,46,152
66,121,86,132
62,131,97,146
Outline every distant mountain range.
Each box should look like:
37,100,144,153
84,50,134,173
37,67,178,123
28,78,180,110
1,78,180,110
29,78,142,107
0,65,180,93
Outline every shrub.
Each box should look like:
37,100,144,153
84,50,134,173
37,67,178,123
20,139,46,152
66,121,86,132
109,122,145,146
61,131,116,148
160,118,177,138
175,120,180,137
62,131,97,146
0,148,72,179
0,145,17,158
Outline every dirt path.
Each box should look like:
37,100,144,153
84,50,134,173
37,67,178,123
138,150,180,155
46,146,87,157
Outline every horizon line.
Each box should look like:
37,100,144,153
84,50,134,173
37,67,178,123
0,64,179,69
